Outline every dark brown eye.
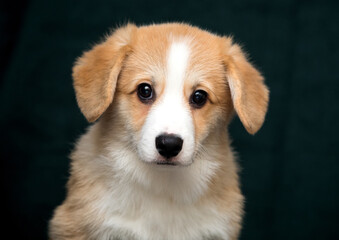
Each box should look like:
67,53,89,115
190,90,208,108
137,83,153,102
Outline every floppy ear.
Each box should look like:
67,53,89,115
221,37,269,134
73,24,136,122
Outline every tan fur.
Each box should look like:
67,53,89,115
50,23,269,240
221,38,269,134
73,24,137,122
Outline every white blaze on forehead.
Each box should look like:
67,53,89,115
137,40,195,165
166,41,190,89
160,40,192,134
157,41,192,135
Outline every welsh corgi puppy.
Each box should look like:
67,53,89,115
49,23,269,240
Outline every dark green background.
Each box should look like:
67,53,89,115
1,0,338,239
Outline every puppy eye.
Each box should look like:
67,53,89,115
190,90,208,108
137,83,154,102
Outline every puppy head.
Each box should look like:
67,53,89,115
73,23,269,166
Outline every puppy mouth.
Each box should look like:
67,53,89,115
155,160,178,166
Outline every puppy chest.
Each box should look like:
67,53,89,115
99,199,229,240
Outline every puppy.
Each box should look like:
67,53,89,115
49,23,269,240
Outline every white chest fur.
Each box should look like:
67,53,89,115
89,179,230,240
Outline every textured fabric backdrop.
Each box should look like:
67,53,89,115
1,0,338,239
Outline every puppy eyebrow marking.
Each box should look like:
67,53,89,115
192,81,220,105
127,78,155,95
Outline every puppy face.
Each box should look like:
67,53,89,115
115,26,233,166
73,23,268,167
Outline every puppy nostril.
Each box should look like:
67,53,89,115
155,134,183,159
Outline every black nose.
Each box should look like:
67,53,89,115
155,134,183,159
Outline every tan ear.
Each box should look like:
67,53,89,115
222,38,269,134
73,24,137,122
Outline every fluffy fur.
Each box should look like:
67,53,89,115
49,23,269,240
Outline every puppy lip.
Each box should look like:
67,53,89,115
155,160,178,166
